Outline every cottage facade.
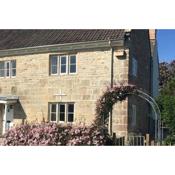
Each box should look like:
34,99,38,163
0,29,157,138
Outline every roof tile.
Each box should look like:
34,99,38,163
0,29,125,50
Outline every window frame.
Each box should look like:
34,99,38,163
49,54,77,76
69,55,77,74
50,55,59,75
49,103,75,123
60,55,68,75
49,103,58,123
0,60,16,78
11,60,16,78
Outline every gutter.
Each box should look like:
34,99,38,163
109,40,115,135
0,39,124,57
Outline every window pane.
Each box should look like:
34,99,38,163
60,113,65,121
51,66,57,74
51,56,58,74
11,60,16,69
68,114,74,122
59,104,65,122
0,70,4,77
11,69,16,77
51,104,56,112
5,62,10,77
61,65,66,73
70,65,76,73
61,56,66,64
51,113,56,122
0,62,4,69
70,56,76,64
51,56,57,65
68,104,74,113
60,104,65,112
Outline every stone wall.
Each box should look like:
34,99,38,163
112,49,129,137
0,49,116,126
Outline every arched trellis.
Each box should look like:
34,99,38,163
95,84,161,143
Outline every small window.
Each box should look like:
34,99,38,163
131,105,136,127
50,56,58,75
50,104,57,122
132,57,137,77
68,104,74,122
0,62,4,77
11,60,16,77
69,55,76,73
60,56,67,74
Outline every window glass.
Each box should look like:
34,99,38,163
60,56,67,74
50,56,58,74
59,104,65,121
69,56,76,73
68,104,74,113
50,104,57,122
51,113,56,122
68,114,74,122
70,56,76,64
68,104,74,122
11,60,16,68
0,62,4,77
5,61,10,77
11,60,16,77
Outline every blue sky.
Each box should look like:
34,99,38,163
157,30,175,63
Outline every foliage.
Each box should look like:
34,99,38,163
95,84,136,126
157,78,175,144
159,61,175,88
3,122,112,146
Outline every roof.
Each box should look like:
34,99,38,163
0,30,125,50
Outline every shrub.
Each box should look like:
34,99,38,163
3,122,112,146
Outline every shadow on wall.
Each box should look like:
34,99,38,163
13,102,27,124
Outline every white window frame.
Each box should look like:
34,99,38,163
131,104,136,127
132,57,137,77
49,103,74,123
60,55,68,75
69,55,77,74
0,60,16,78
50,56,58,75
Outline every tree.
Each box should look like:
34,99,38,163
157,78,175,144
159,61,175,88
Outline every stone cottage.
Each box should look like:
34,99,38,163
0,29,158,138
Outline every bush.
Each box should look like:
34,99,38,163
3,122,112,146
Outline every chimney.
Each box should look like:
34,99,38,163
149,29,156,40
